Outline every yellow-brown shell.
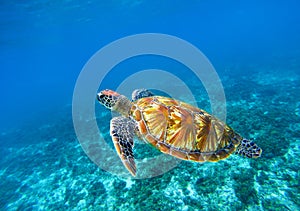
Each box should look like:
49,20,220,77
130,96,242,162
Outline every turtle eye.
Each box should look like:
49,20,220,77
97,93,105,102
97,93,109,106
97,94,103,101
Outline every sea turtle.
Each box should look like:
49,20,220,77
97,89,262,176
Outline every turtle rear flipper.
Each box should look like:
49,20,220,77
110,117,137,176
235,139,262,158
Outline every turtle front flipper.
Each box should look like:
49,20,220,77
132,88,154,101
235,139,262,158
110,116,137,176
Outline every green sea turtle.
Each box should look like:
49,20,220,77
97,89,262,176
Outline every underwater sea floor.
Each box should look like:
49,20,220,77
0,70,299,210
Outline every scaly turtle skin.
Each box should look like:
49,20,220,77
97,89,262,176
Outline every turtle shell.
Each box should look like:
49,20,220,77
130,96,242,162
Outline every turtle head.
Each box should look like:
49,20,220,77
97,89,132,116
97,89,121,109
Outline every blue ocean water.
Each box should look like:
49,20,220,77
1,0,300,210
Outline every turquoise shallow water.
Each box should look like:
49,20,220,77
1,0,300,210
1,67,299,210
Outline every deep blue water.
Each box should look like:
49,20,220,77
1,0,300,210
